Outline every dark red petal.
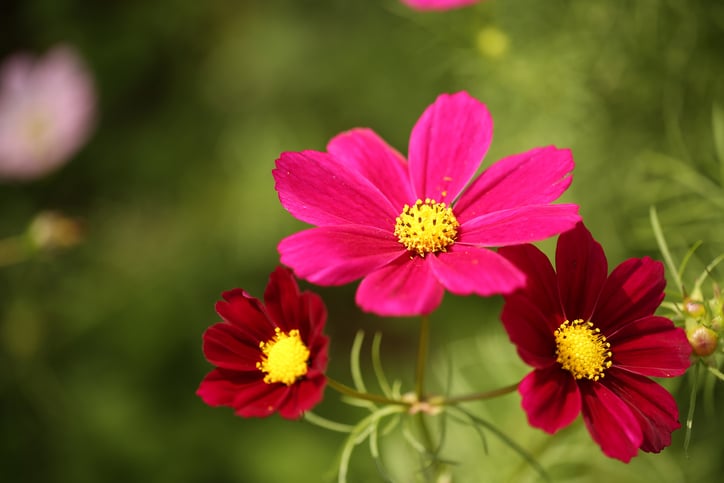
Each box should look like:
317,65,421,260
595,257,666,334
556,223,608,322
500,243,564,331
278,375,327,420
215,288,274,342
232,382,290,418
201,323,260,371
298,291,328,345
579,381,643,462
603,368,681,453
196,368,260,407
519,366,581,433
264,266,303,332
610,316,691,377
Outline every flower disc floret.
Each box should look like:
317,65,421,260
554,319,612,381
257,328,310,385
394,198,459,257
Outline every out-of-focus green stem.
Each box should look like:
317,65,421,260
326,377,409,407
439,382,520,405
415,315,430,400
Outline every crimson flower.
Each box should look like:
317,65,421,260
401,0,481,11
499,223,691,462
274,91,580,316
197,267,329,419
0,45,95,181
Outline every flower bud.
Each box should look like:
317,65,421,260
687,325,719,357
27,211,84,251
683,297,706,318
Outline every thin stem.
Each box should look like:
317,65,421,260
415,315,430,400
326,377,409,407
304,411,354,433
440,382,520,405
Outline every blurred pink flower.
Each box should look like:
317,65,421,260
401,0,481,11
0,46,96,181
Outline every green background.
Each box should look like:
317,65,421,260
1,0,723,481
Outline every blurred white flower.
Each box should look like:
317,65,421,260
0,45,96,181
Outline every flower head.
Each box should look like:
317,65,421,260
500,222,691,462
197,267,329,419
274,91,580,316
0,45,95,181
401,0,481,11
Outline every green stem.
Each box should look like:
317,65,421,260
415,315,430,400
326,377,409,407
439,382,520,405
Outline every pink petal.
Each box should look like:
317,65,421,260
408,92,492,203
278,226,402,285
202,324,260,371
519,366,581,434
327,128,414,210
603,368,681,453
454,146,575,223
401,0,480,10
556,223,608,322
457,204,580,247
595,257,666,334
355,255,444,316
579,381,643,462
427,245,526,296
610,316,691,377
274,150,397,229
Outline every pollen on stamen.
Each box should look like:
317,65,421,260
554,319,612,381
394,198,459,257
256,328,310,386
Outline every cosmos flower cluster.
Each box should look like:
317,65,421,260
198,90,691,463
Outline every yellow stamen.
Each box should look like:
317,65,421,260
554,319,612,381
257,328,310,385
394,198,459,257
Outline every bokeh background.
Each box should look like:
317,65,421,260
2,0,724,481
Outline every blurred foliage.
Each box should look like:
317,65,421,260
1,0,724,482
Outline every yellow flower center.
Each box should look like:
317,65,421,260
394,198,459,257
554,319,612,381
256,328,310,385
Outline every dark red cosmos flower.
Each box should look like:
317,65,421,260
499,223,691,462
197,266,329,419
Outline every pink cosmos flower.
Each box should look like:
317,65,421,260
401,0,481,11
0,46,95,181
197,266,329,419
499,223,691,462
274,92,580,316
